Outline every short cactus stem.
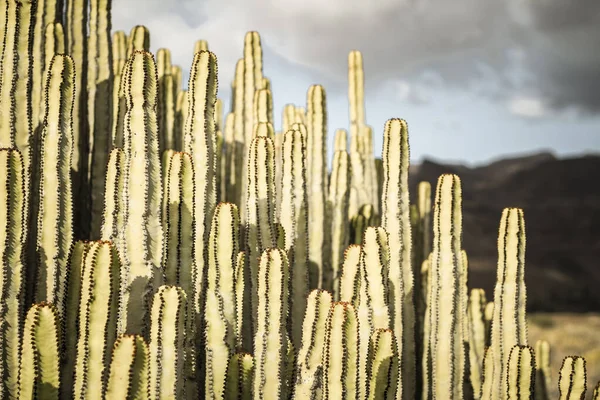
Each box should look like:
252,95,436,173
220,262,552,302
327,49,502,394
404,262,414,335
226,353,254,400
506,345,535,399
468,288,488,399
105,334,150,400
558,356,587,400
367,329,399,400
127,25,150,56
535,339,551,400
339,245,361,303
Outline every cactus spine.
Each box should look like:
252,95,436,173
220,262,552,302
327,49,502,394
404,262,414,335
252,249,289,399
73,241,121,398
18,302,61,400
506,345,535,399
149,285,187,400
105,334,150,400
558,356,587,400
0,149,26,398
205,203,239,399
490,208,528,400
381,118,415,399
34,55,74,311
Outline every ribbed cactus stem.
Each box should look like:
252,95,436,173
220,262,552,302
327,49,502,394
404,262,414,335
348,50,365,128
149,285,187,399
360,227,391,330
243,31,263,144
0,149,26,399
535,340,551,400
73,241,121,398
42,23,65,105
339,245,361,303
174,90,188,151
245,135,276,335
18,303,61,400
101,149,126,244
322,301,359,400
558,356,587,400
0,0,34,175
367,329,399,400
231,58,245,206
593,382,599,400
468,288,487,399
120,50,164,335
34,55,74,312
306,84,328,290
226,353,254,400
157,48,176,153
506,345,535,399
194,39,208,53
490,208,528,400
127,25,150,56
293,289,333,398
427,174,465,399
205,203,239,399
254,88,273,125
112,30,127,75
334,128,348,151
87,0,113,238
105,334,150,400
253,248,289,399
381,118,415,400
280,128,309,350
235,251,247,350
328,150,350,298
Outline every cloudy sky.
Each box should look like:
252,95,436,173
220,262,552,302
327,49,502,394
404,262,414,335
112,0,599,166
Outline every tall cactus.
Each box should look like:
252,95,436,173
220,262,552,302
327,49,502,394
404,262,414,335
367,329,399,400
381,118,415,400
280,127,309,350
149,285,187,400
0,149,26,399
73,241,121,398
33,54,74,311
558,356,587,400
468,288,488,399
126,25,150,56
535,340,551,400
490,208,528,400
253,249,289,399
18,302,61,400
205,203,239,399
105,334,150,400
506,345,535,400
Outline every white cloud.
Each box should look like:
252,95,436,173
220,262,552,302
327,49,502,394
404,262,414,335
508,96,549,118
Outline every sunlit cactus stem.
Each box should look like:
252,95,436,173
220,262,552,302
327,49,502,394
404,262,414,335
558,356,587,400
328,150,350,299
535,340,551,400
506,345,535,399
105,334,150,400
0,149,26,399
157,48,176,153
127,25,150,56
467,288,487,399
33,54,74,314
367,329,399,400
226,353,254,400
18,302,61,400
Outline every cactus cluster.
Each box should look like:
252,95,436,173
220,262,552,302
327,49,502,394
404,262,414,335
0,2,597,400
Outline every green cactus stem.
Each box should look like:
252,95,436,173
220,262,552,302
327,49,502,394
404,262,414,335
105,334,150,400
226,353,254,400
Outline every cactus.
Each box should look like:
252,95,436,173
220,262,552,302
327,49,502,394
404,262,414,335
42,23,65,100
127,25,150,55
105,334,150,400
280,128,309,350
506,345,535,400
467,288,487,399
157,48,176,153
490,208,528,400
322,301,359,400
381,118,415,400
18,302,61,400
253,248,289,399
0,149,26,398
558,356,587,400
593,382,599,400
339,244,362,303
367,329,399,400
226,353,254,400
535,340,551,400
33,55,74,311
73,241,120,398
149,285,187,399
205,203,239,399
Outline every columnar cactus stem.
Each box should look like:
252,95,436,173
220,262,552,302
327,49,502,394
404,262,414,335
174,90,188,151
506,345,535,399
253,248,289,399
367,329,399,400
105,334,150,400
112,30,127,76
149,285,187,400
468,288,487,399
381,118,415,400
306,84,328,290
245,135,276,337
18,303,61,400
480,348,495,400
73,241,121,398
350,203,378,245
339,245,361,303
157,48,176,153
254,88,273,125
127,25,150,56
490,208,528,400
0,148,26,399
328,150,350,298
235,251,247,350
558,356,587,400
101,149,126,244
322,301,359,400
293,289,333,398
0,0,34,176
205,203,239,399
226,353,254,400
535,340,551,400
427,174,465,399
593,382,599,400
194,39,208,53
231,59,245,206
42,23,65,107
120,50,164,335
87,0,113,238
334,128,348,151
280,128,309,350
34,55,74,312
